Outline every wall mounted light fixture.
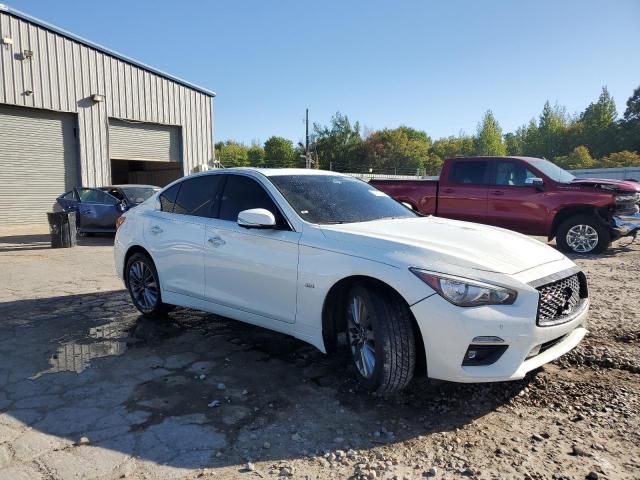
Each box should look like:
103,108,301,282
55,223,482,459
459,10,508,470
22,49,33,60
1,36,12,45
91,94,105,103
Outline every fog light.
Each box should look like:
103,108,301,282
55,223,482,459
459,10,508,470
526,344,542,359
462,344,508,366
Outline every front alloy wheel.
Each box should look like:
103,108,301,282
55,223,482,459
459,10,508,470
566,224,599,253
348,294,376,379
345,283,416,393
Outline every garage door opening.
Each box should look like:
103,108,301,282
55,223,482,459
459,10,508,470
111,160,182,187
109,118,183,187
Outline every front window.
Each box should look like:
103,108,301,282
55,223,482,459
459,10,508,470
527,159,575,183
269,174,417,224
494,161,537,186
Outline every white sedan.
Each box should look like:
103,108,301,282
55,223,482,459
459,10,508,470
114,168,589,392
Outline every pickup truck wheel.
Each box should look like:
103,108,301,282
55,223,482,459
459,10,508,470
125,253,174,317
556,214,610,254
346,283,416,393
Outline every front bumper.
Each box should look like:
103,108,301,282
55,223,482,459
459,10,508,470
410,293,589,383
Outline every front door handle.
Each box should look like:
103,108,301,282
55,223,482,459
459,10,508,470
491,190,505,196
442,188,454,194
150,225,163,235
207,235,226,247
81,209,92,215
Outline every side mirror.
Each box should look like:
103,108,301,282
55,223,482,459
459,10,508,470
526,177,544,189
118,202,127,212
237,208,276,229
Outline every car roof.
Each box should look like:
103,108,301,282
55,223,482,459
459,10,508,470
203,167,346,177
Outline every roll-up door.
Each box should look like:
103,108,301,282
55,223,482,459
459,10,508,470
109,119,182,163
0,105,79,225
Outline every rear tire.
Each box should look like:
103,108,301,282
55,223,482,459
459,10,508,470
346,283,416,393
125,253,174,316
556,214,610,254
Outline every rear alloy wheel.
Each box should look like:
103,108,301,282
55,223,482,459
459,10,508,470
125,253,173,316
556,214,610,254
346,283,416,393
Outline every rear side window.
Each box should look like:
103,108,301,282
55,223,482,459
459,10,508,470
173,175,223,217
159,183,180,212
77,188,118,205
218,175,286,226
450,161,489,185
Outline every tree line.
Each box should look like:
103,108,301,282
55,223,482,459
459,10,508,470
215,85,640,175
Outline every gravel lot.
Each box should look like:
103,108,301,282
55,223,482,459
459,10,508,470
0,225,638,480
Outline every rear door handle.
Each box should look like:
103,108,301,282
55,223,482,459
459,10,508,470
207,235,225,247
81,209,92,214
150,225,163,235
491,190,505,196
442,188,454,194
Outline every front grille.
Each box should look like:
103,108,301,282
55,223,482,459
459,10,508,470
536,274,586,327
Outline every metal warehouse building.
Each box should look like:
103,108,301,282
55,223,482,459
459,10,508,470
0,4,215,225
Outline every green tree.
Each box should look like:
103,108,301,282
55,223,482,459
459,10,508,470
247,145,265,167
620,86,640,153
580,86,618,157
554,145,595,170
313,112,364,171
598,150,640,168
363,126,431,175
537,102,569,159
263,136,295,168
215,141,250,167
474,110,506,156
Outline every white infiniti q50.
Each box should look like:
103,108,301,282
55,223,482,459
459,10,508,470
114,168,589,392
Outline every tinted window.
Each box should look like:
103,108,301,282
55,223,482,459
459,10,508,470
119,187,158,205
173,175,223,217
219,175,285,226
159,183,180,212
269,175,417,224
494,162,537,186
77,189,118,205
450,161,489,185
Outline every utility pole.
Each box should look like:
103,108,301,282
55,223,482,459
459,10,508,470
305,108,310,169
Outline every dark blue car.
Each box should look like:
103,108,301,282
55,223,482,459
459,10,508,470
55,184,159,234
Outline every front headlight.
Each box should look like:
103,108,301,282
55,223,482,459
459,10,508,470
409,268,517,307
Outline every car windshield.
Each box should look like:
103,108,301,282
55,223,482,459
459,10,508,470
120,187,158,205
528,159,575,183
269,174,418,224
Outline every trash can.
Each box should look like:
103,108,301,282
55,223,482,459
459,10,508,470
46,211,77,248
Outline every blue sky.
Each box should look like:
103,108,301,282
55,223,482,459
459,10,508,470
7,0,640,145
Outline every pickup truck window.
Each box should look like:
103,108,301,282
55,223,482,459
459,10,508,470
527,158,575,183
450,161,489,185
495,161,537,186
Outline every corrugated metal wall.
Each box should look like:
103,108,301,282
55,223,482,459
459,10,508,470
0,10,213,187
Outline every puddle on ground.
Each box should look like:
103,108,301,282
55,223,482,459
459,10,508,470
31,316,187,378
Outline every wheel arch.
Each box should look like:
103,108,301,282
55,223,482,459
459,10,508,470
548,205,611,241
321,275,427,374
122,245,154,285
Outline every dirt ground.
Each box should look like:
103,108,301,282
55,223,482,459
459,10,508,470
0,225,638,480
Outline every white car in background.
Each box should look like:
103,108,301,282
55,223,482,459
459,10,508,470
114,168,589,392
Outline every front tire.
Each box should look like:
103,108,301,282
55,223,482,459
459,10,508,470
556,214,610,254
125,253,173,316
346,283,416,393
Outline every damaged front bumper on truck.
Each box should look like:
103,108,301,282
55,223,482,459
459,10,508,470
612,213,640,242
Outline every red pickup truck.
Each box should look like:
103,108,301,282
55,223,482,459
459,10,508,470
370,156,640,254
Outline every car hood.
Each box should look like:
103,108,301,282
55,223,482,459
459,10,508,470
320,216,565,275
571,177,640,193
